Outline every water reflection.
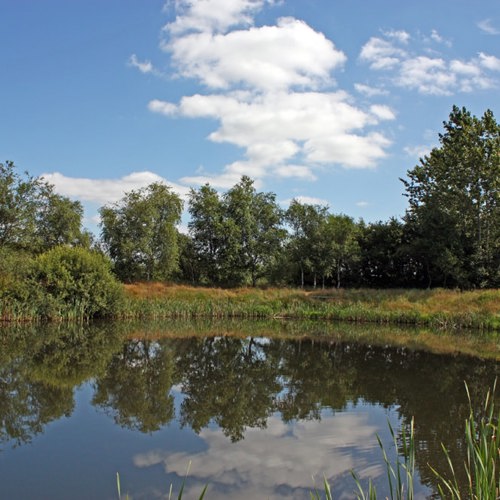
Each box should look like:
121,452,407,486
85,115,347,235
0,323,121,448
133,411,384,500
92,339,176,432
0,320,499,498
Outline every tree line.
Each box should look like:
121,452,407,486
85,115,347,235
1,105,499,304
99,106,499,289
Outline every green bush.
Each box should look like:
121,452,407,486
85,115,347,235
31,246,123,320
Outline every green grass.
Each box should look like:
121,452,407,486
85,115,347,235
2,282,500,330
431,381,500,499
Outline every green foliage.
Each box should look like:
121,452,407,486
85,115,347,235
31,246,123,320
286,200,330,288
402,106,500,288
0,160,87,253
188,183,229,284
188,176,284,286
357,219,416,288
100,182,183,282
92,339,176,433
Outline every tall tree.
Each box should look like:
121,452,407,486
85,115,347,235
187,184,228,284
224,176,284,286
188,177,284,286
357,218,415,288
323,214,360,288
402,106,500,288
285,200,329,288
35,192,87,251
0,161,86,252
100,182,183,282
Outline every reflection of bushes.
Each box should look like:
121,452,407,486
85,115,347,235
27,323,124,387
2,321,500,496
0,322,123,448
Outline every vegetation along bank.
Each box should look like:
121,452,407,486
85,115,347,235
0,106,498,324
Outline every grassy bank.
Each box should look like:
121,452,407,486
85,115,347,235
2,282,499,330
120,284,500,331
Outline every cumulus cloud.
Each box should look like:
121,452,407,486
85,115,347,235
370,104,396,121
163,17,346,91
133,413,383,499
479,52,500,71
151,89,392,184
165,0,272,36
359,37,407,70
138,0,394,188
41,171,190,204
360,30,499,95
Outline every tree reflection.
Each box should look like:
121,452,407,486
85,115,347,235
168,335,499,493
0,323,121,448
175,337,281,441
92,339,175,433
2,321,499,496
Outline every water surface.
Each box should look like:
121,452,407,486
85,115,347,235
0,320,498,499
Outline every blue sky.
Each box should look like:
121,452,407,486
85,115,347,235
2,0,499,233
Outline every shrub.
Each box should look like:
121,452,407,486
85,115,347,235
31,246,123,320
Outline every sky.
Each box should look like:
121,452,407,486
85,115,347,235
2,0,499,233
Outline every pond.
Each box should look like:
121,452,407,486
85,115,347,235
0,319,499,499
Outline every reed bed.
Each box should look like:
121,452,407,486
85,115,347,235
119,284,500,331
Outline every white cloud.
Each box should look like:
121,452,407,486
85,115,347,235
164,17,346,91
273,165,317,181
152,90,392,177
128,54,154,74
404,144,432,159
41,171,190,205
397,56,455,95
133,412,383,499
282,195,330,207
479,52,500,71
383,29,411,44
356,201,369,207
304,132,391,168
359,37,407,70
354,83,388,97
148,99,178,115
165,0,271,35
360,30,499,95
370,104,396,121
477,19,500,35
141,0,394,189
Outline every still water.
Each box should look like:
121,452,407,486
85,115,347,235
0,320,499,499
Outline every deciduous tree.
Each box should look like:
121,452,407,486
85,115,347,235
100,182,183,282
402,106,500,288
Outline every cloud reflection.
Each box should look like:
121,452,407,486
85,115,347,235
133,410,384,499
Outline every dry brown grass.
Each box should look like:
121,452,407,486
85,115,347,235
121,284,500,330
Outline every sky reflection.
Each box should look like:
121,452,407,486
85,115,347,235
133,408,388,499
